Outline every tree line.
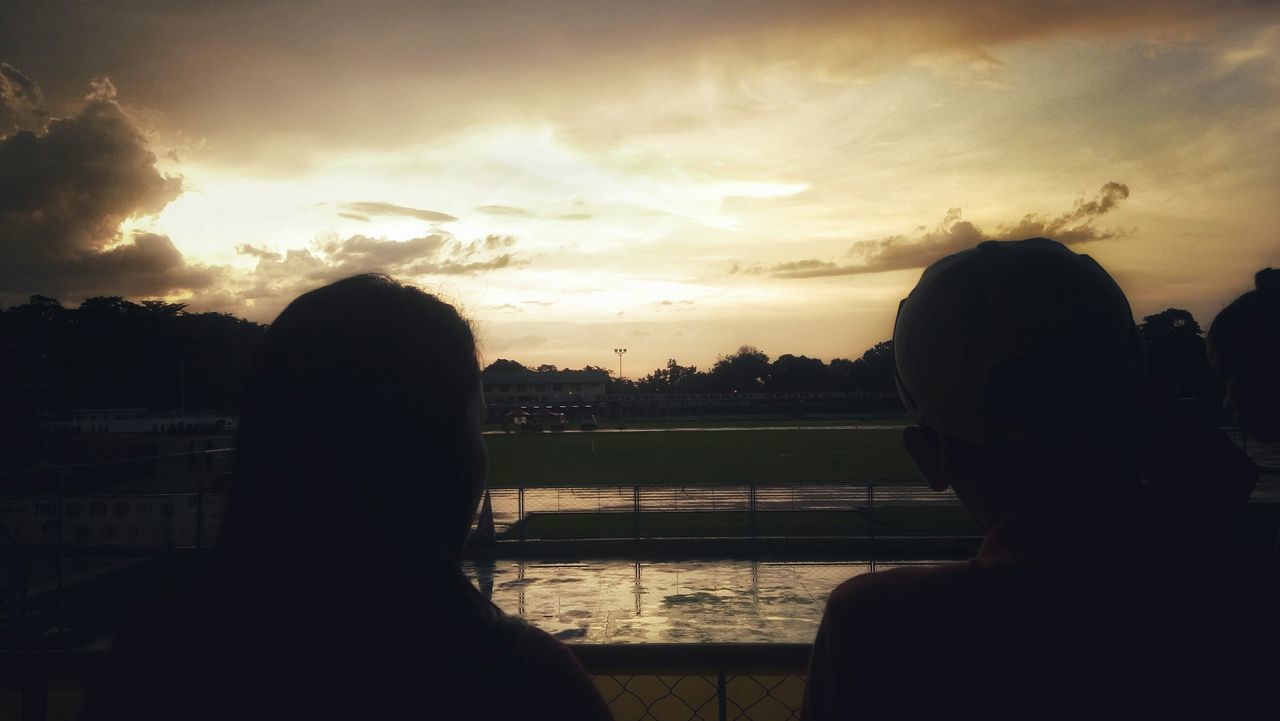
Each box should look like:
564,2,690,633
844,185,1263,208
484,342,898,395
486,307,1219,399
3,295,1217,414
1,295,267,415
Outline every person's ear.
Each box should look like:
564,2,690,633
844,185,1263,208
903,425,949,492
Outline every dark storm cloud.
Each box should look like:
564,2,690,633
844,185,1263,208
341,202,458,223
0,71,217,303
767,182,1130,279
0,63,47,134
80,232,222,295
7,1,1262,159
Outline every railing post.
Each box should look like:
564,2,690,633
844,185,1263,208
632,486,641,542
518,485,525,543
56,473,64,641
196,466,205,551
868,483,876,543
717,666,728,721
749,484,758,541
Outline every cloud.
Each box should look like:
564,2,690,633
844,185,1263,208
323,234,449,270
655,299,696,313
557,213,594,221
996,181,1130,244
6,2,1268,161
0,63,47,135
476,204,536,218
0,68,217,303
341,202,457,223
338,212,370,222
769,181,1131,279
235,244,282,262
223,231,523,313
770,259,839,276
483,234,517,250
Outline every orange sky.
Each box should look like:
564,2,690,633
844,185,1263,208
2,1,1277,374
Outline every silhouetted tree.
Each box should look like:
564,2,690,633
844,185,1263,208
481,359,529,373
1139,308,1218,399
606,375,638,394
708,346,771,393
637,359,704,393
768,354,829,392
828,357,857,391
850,340,896,392
1,295,266,413
572,365,614,376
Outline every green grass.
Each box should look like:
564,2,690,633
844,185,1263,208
484,428,922,487
501,506,981,540
483,416,908,432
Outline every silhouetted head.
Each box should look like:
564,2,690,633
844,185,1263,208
1209,268,1280,442
893,239,1146,529
220,274,486,581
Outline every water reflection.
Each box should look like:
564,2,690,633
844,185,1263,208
463,559,925,643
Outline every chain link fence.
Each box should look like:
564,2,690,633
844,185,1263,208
1,646,811,721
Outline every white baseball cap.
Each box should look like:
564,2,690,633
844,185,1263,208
893,238,1146,444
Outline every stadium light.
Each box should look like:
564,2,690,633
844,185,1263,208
614,348,628,379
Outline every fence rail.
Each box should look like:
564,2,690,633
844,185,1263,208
0,645,811,721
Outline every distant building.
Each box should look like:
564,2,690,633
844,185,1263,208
481,370,609,419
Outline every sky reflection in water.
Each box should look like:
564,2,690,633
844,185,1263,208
464,560,934,644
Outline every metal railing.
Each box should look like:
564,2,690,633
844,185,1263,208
0,645,810,721
486,481,955,541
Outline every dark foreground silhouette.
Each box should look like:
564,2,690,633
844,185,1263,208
82,275,610,721
803,239,1280,720
1210,267,1280,443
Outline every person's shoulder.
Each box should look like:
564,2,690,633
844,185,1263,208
482,615,612,721
826,563,975,618
481,615,589,684
487,614,574,658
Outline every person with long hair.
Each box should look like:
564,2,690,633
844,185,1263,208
84,274,611,720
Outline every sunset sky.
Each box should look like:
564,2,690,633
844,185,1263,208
2,1,1278,375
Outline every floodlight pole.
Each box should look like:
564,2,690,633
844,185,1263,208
614,348,628,379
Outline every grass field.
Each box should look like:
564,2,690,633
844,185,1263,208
484,416,908,432
484,428,922,487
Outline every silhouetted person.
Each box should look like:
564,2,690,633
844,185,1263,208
83,274,610,721
802,239,1280,720
1209,268,1280,443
